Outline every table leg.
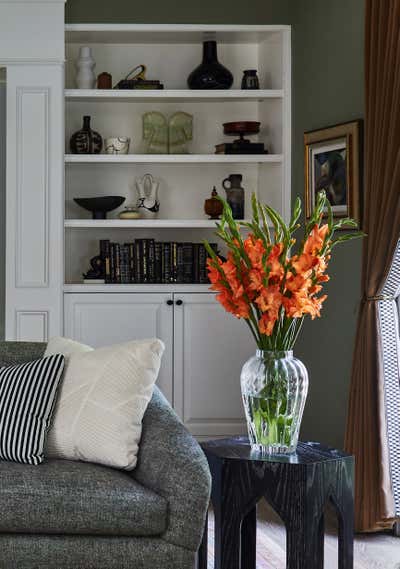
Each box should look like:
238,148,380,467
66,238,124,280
338,496,354,569
241,506,257,569
214,499,241,569
197,509,208,569
286,513,324,569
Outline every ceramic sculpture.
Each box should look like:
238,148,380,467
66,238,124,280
75,46,96,89
135,174,160,218
142,111,168,154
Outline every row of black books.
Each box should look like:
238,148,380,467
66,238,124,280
98,239,219,284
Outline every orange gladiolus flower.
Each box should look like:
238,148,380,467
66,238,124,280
291,252,319,274
244,236,266,270
258,313,278,336
266,243,285,284
304,224,330,256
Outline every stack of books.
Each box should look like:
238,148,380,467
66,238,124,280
97,239,219,284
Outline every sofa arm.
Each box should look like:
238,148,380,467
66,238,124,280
133,387,211,552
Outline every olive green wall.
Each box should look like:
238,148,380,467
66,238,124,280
66,0,364,448
292,0,364,448
65,0,290,24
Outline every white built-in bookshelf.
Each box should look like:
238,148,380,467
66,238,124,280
1,6,291,435
64,24,291,286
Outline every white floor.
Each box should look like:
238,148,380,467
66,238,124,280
205,502,400,568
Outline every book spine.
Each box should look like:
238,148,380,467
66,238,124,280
154,242,162,283
142,239,148,283
176,243,184,283
162,242,171,284
120,244,130,284
171,242,178,283
100,239,111,283
129,242,135,283
115,243,121,283
110,243,116,283
198,244,208,284
193,243,200,283
182,242,194,284
135,240,142,283
147,239,155,283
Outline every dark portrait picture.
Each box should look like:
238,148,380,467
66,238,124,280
304,121,362,226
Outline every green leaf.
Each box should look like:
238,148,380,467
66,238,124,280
289,196,302,232
251,192,260,225
326,199,333,232
330,231,365,248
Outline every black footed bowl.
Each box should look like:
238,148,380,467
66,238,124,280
74,196,126,219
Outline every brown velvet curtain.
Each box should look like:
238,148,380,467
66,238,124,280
344,0,400,532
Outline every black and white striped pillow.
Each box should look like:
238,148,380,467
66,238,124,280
0,354,65,465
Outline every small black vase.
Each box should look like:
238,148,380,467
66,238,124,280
70,115,103,154
187,40,233,90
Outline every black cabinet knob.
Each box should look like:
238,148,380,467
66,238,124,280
166,299,173,306
175,299,183,306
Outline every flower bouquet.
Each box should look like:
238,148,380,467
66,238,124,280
205,191,363,454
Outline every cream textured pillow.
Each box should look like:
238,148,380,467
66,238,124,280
44,337,165,470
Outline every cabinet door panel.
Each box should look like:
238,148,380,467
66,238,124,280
174,293,253,437
64,293,173,403
5,65,64,340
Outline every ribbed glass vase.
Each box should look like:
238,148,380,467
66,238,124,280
240,350,308,455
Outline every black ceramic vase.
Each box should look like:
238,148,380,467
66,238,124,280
70,115,103,154
187,40,233,89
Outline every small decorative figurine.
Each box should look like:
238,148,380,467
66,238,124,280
241,69,260,89
97,72,112,89
70,116,103,154
104,137,131,155
135,174,160,218
168,112,193,154
115,64,164,90
83,255,105,283
75,46,96,89
222,174,245,219
142,112,168,154
204,186,223,219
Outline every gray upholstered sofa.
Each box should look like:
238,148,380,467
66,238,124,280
0,342,211,569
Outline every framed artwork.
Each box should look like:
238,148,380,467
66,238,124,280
304,120,362,226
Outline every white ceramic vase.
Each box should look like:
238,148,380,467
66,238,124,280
75,46,96,89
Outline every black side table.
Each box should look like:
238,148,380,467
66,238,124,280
198,437,354,569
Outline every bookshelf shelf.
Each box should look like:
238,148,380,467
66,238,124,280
64,219,251,229
65,24,290,45
64,154,283,164
63,283,211,293
65,89,284,103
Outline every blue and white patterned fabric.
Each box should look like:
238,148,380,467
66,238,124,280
377,238,400,517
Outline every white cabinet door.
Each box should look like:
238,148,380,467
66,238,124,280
64,293,174,403
173,293,254,437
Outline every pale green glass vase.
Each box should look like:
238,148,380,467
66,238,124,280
240,350,309,455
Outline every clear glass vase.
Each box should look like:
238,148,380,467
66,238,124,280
240,350,308,455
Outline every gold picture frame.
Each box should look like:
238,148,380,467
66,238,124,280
304,120,362,226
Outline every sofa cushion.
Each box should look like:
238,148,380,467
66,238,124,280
44,337,165,470
0,354,65,465
0,459,167,537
